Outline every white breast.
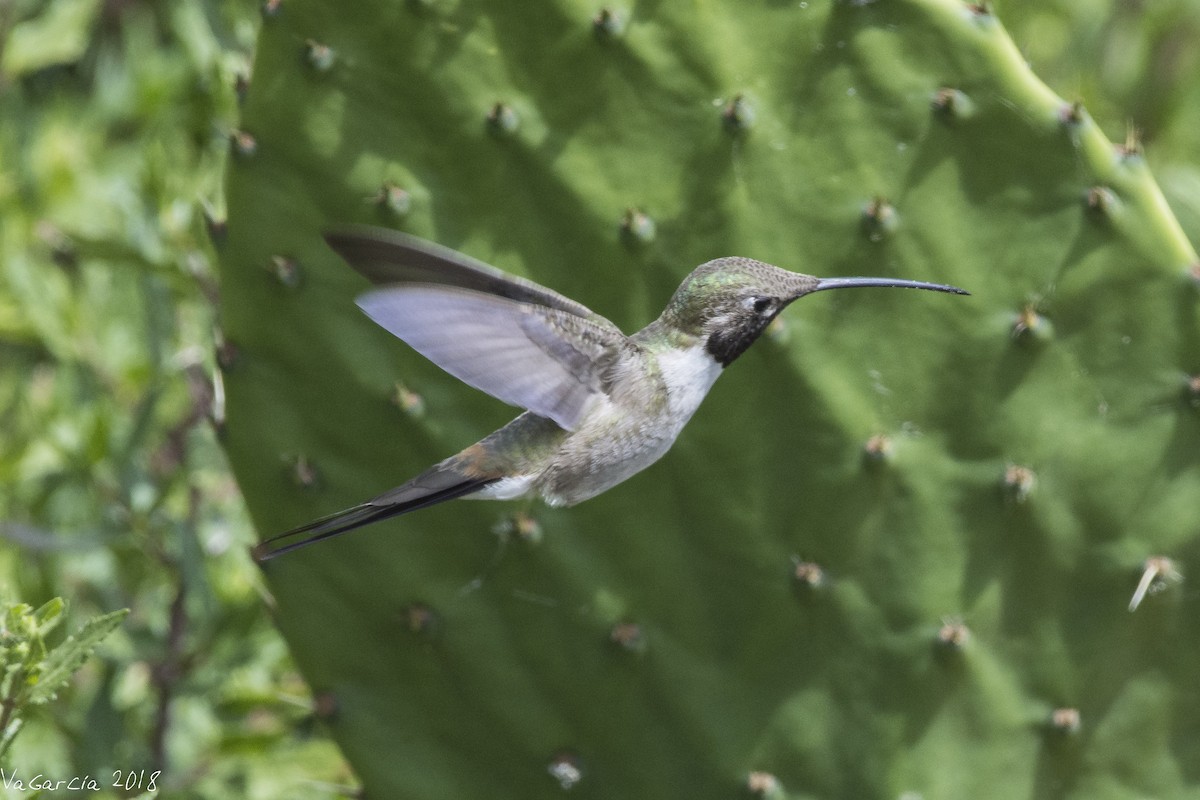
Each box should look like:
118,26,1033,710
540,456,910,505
655,344,724,426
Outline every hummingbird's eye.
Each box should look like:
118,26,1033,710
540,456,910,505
751,297,774,315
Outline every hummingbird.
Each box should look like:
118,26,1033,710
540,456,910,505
254,226,966,561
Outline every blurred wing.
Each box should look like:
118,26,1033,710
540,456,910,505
325,227,604,322
357,286,626,431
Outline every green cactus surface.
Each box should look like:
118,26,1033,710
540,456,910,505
220,1,1200,797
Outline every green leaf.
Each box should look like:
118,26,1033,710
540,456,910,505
31,597,64,638
27,609,128,705
3,604,31,640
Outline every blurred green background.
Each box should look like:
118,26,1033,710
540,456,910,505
0,0,1196,797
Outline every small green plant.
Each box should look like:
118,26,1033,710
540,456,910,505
0,599,127,761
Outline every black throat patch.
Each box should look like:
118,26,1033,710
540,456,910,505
705,318,773,367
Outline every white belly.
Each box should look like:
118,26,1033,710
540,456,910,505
472,473,538,501
535,344,724,506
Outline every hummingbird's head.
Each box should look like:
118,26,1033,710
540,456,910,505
662,257,820,367
662,257,967,367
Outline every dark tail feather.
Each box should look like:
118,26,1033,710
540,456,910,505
252,476,495,563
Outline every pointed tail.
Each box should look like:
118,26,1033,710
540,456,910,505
253,467,498,562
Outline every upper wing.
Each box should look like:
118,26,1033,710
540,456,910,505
333,228,629,431
325,227,605,322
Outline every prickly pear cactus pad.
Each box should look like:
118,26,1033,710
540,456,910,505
220,1,1200,797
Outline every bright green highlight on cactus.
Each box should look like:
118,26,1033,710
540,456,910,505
221,0,1199,797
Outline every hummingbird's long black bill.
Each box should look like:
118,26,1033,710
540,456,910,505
812,277,969,295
